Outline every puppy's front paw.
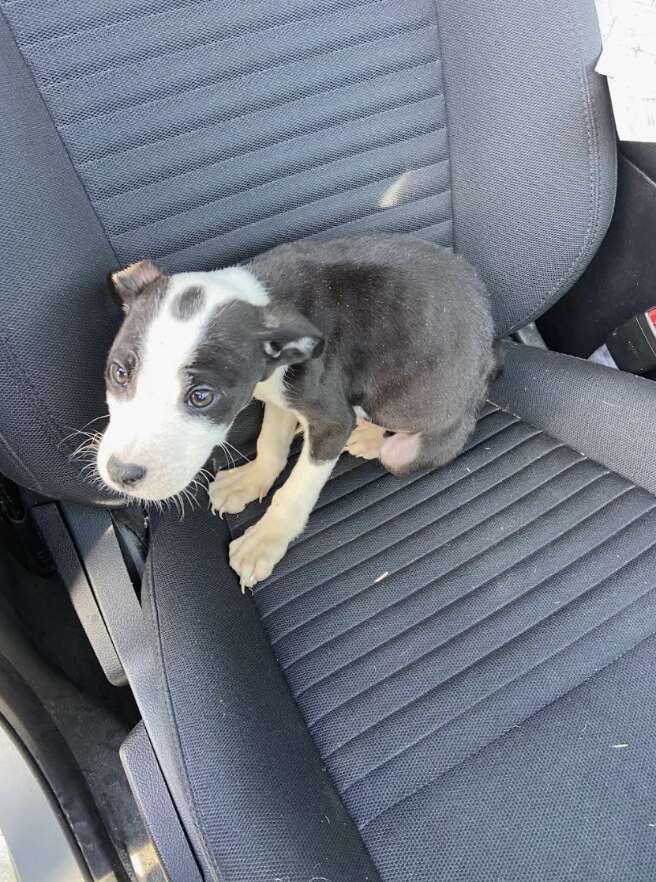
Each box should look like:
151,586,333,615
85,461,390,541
345,420,386,460
229,518,290,591
209,462,276,516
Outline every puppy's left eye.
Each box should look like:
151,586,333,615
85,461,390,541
110,361,129,387
187,387,215,409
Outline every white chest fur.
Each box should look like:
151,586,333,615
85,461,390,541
253,366,290,409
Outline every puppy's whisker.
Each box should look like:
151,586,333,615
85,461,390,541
80,413,109,428
70,433,103,469
72,445,100,462
169,492,184,520
60,429,94,446
219,441,235,470
148,498,163,515
182,486,197,513
197,466,214,484
223,440,250,464
70,429,102,446
60,426,105,454
63,414,109,435
187,479,201,501
199,468,215,493
70,434,101,453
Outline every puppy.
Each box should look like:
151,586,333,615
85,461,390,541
97,234,499,589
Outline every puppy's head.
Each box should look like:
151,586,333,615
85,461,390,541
96,260,322,501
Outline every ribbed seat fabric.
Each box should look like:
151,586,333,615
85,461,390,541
226,405,656,831
1,0,451,270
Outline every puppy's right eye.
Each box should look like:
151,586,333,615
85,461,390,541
186,386,215,409
109,361,129,387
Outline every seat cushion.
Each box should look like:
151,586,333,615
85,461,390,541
145,346,656,882
239,406,656,829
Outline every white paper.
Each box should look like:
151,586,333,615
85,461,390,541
594,0,656,141
607,76,656,141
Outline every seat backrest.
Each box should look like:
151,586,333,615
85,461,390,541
0,0,616,503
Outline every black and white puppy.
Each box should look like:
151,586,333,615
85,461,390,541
97,234,498,588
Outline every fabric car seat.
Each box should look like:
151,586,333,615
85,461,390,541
3,0,656,879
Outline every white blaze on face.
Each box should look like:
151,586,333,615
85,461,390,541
97,267,268,500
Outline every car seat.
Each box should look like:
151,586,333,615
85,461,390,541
4,1,656,880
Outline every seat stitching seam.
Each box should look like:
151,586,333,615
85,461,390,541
304,470,628,728
23,0,387,60
427,0,458,253
327,519,656,768
333,490,652,781
0,332,99,491
110,126,448,236
359,608,656,831
0,426,42,490
308,210,454,244
93,90,445,201
280,443,594,658
508,13,603,330
286,472,625,683
151,166,452,261
50,14,431,124
72,50,440,161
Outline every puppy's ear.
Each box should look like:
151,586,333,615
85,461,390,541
260,310,324,366
108,260,163,313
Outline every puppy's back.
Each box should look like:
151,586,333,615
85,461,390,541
247,233,495,375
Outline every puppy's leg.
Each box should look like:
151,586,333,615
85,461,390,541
345,419,387,460
229,419,351,590
380,412,476,476
210,403,297,516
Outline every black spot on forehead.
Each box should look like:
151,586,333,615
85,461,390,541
189,300,266,384
184,300,269,426
170,286,205,321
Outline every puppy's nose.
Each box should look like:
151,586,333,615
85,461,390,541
107,456,146,487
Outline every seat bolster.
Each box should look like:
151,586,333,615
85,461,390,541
435,0,616,333
142,510,381,882
0,15,121,503
491,341,656,496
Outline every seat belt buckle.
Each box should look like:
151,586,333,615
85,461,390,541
589,307,656,377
